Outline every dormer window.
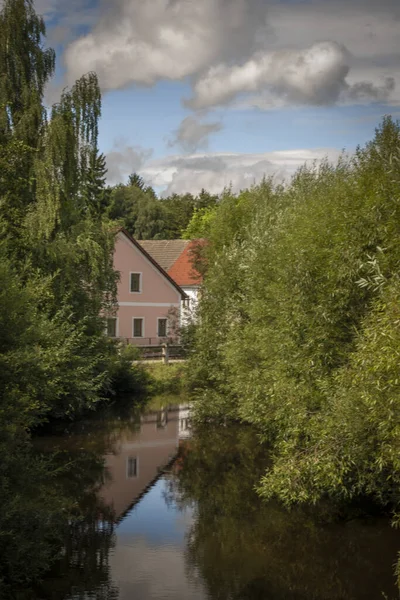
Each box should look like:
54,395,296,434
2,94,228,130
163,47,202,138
130,272,141,293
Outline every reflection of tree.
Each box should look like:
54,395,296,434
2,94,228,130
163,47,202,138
1,400,142,600
33,448,119,600
167,424,400,600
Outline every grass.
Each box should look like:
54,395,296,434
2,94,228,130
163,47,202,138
144,362,187,395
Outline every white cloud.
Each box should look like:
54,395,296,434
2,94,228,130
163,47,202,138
64,0,268,90
140,148,343,196
105,139,153,185
60,0,400,111
169,114,223,152
189,41,398,111
110,536,206,600
188,42,351,110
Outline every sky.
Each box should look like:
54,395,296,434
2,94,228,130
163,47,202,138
36,0,400,196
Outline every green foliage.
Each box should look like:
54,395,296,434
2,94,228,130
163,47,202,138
182,205,217,240
0,0,144,430
106,173,218,240
0,425,118,597
145,362,187,395
0,0,55,147
189,117,400,519
105,342,150,395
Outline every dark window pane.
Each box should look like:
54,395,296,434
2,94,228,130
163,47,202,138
130,273,141,292
133,318,143,337
158,318,167,337
127,457,137,477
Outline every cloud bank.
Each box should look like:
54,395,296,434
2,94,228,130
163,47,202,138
138,148,343,196
188,42,396,110
64,0,268,90
62,0,399,112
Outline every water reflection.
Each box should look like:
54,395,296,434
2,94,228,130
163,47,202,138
34,403,199,600
168,424,400,600
17,403,400,600
98,405,191,521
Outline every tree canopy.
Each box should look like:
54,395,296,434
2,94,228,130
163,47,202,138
105,175,218,239
189,117,400,526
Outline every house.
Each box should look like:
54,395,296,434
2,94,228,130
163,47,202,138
138,239,204,325
107,229,187,345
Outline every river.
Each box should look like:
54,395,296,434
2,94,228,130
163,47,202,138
20,398,400,599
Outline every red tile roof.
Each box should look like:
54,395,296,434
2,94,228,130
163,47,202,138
138,240,190,271
167,240,203,287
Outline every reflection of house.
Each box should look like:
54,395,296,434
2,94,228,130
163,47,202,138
98,406,191,521
178,406,191,440
138,239,204,325
107,229,187,345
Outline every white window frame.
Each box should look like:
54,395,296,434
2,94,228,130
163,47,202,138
126,456,139,479
105,316,119,338
157,317,168,338
129,271,142,294
132,317,145,338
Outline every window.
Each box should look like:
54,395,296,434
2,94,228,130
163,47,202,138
158,318,168,337
126,456,138,478
130,272,141,293
133,318,143,337
106,318,117,337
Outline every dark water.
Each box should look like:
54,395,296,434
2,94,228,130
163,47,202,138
12,400,400,599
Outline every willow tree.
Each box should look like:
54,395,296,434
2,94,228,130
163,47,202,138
0,0,55,145
0,0,128,422
27,72,117,322
0,0,55,250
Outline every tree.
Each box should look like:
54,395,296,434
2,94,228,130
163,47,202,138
0,0,141,424
85,151,110,216
0,0,55,147
189,118,400,527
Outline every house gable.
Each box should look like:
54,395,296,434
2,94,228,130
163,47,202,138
114,230,187,305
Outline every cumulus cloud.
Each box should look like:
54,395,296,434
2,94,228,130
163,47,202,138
243,76,397,111
105,139,153,185
188,41,351,110
188,41,398,111
60,0,400,109
169,115,223,152
64,0,268,90
140,148,343,196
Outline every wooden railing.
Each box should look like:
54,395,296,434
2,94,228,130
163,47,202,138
117,337,185,361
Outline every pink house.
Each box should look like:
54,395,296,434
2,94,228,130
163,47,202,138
138,239,204,325
106,229,187,345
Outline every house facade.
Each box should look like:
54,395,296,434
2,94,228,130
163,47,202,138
107,229,187,345
138,239,203,326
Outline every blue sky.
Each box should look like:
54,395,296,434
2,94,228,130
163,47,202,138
38,0,400,195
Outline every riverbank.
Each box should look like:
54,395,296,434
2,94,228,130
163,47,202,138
142,361,187,395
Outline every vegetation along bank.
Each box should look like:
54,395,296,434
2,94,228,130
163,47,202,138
186,116,400,529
